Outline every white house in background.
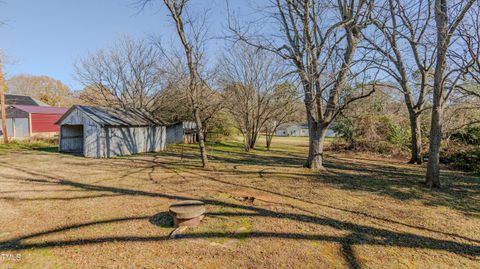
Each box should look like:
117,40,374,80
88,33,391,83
275,123,308,137
275,123,335,137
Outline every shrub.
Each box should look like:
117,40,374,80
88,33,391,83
441,147,480,173
331,114,409,156
332,117,357,145
449,123,480,145
386,121,409,149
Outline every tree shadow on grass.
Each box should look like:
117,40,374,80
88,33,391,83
158,144,480,216
321,155,480,216
0,163,478,268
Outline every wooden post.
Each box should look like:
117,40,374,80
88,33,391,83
0,56,8,144
28,113,32,137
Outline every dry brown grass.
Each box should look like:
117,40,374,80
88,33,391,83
0,138,478,268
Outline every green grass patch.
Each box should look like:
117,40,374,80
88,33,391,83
186,193,253,244
0,139,58,152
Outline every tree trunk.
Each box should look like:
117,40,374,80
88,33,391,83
249,132,257,149
193,106,209,168
426,106,443,187
408,114,423,164
426,0,448,188
266,133,273,149
243,131,251,152
305,121,328,170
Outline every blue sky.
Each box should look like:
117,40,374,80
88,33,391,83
0,0,253,90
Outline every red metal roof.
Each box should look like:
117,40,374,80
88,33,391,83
11,105,69,114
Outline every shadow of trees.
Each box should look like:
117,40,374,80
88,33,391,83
321,156,480,216
0,163,478,268
1,144,479,268
159,143,480,216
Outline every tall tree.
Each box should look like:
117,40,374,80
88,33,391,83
426,0,476,187
231,0,375,170
138,0,211,168
364,0,435,164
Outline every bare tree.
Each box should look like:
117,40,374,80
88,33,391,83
75,36,168,114
221,44,297,151
457,5,480,98
363,0,435,164
137,0,211,168
426,0,476,187
157,79,224,140
230,0,375,170
263,91,303,150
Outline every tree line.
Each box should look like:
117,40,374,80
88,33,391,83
82,0,479,188
5,0,479,189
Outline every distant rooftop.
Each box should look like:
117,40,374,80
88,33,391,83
12,105,69,114
277,123,309,130
5,94,49,106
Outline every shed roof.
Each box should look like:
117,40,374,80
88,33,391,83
56,105,164,127
11,105,69,114
277,123,309,130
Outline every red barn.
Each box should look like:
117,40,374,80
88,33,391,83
1,105,69,138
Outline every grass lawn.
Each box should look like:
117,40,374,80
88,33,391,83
0,138,478,268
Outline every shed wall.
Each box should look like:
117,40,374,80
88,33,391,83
103,126,165,157
166,124,184,144
58,107,166,158
59,109,101,157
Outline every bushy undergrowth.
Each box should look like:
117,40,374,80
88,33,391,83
331,115,409,156
441,143,480,173
450,124,480,145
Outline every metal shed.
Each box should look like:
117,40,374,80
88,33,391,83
166,121,197,144
56,105,166,158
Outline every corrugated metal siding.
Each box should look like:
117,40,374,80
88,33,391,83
31,114,62,132
104,126,165,157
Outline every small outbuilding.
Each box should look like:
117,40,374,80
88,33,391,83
0,105,68,138
166,121,198,144
56,105,166,158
